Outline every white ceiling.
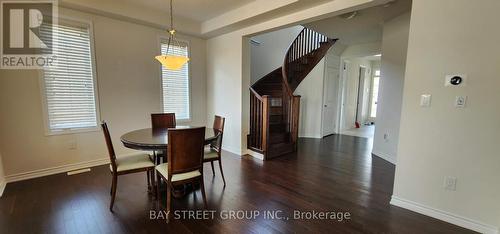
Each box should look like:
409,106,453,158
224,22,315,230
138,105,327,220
119,0,256,22
305,0,412,45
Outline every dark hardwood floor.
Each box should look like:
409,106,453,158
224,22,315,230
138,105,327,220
0,135,474,234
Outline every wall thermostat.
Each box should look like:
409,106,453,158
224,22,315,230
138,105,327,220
445,74,467,87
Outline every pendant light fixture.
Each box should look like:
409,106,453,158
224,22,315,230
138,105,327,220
155,0,189,70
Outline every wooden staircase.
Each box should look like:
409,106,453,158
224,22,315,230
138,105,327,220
248,27,337,160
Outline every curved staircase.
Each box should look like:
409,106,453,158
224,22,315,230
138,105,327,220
248,27,338,160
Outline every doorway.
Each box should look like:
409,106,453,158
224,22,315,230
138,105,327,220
337,55,379,139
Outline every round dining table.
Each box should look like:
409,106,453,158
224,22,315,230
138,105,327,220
120,126,220,198
120,126,219,151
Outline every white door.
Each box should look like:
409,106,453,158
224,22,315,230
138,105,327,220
340,60,358,131
322,66,340,136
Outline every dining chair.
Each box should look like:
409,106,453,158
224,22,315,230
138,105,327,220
155,127,207,223
204,115,226,186
151,113,176,129
101,121,155,211
150,113,176,164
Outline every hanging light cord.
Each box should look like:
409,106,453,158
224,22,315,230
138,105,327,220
169,0,173,31
166,0,183,56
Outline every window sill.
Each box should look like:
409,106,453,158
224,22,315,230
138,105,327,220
45,127,100,136
176,118,192,124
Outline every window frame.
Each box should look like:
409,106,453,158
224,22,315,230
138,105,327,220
39,16,101,136
157,35,192,123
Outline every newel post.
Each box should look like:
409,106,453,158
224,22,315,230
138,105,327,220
262,95,270,159
291,95,301,149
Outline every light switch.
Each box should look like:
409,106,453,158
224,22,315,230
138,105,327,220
455,96,467,108
420,94,431,107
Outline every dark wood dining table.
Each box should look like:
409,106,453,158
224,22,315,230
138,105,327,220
120,126,220,198
120,126,219,151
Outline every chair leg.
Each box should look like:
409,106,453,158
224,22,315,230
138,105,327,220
110,174,117,211
210,161,215,175
147,169,151,191
156,173,161,206
218,159,226,186
200,177,208,209
110,175,113,196
166,183,172,223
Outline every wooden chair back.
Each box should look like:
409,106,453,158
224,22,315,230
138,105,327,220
101,121,117,171
167,127,205,177
151,113,176,129
211,115,225,151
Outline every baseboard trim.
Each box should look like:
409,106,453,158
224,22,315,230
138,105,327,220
298,135,322,139
5,158,110,183
222,146,243,157
0,181,6,197
390,196,499,234
245,150,264,160
371,150,396,165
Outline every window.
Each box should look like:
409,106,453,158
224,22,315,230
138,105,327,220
370,70,380,118
160,40,190,120
41,20,99,134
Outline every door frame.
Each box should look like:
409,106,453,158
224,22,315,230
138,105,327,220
320,61,342,137
355,65,368,126
338,59,350,134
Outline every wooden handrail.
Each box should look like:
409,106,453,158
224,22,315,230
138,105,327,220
249,87,263,100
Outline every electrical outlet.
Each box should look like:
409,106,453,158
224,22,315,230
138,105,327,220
444,177,457,191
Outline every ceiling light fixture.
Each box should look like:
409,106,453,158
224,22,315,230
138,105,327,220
155,0,189,70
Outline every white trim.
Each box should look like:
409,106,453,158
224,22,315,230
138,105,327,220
0,181,5,197
245,150,264,161
4,158,109,183
38,16,101,136
222,146,243,156
299,135,322,139
390,196,499,234
371,150,396,165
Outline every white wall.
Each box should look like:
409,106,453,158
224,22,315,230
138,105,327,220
295,59,325,138
294,42,346,138
342,42,381,58
392,0,500,232
0,7,207,179
206,32,244,154
250,26,303,84
371,12,410,164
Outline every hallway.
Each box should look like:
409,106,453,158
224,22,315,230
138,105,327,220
341,125,375,138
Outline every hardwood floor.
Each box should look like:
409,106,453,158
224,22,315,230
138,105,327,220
0,135,474,233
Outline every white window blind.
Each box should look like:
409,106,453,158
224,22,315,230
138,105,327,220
41,22,98,132
160,40,190,120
